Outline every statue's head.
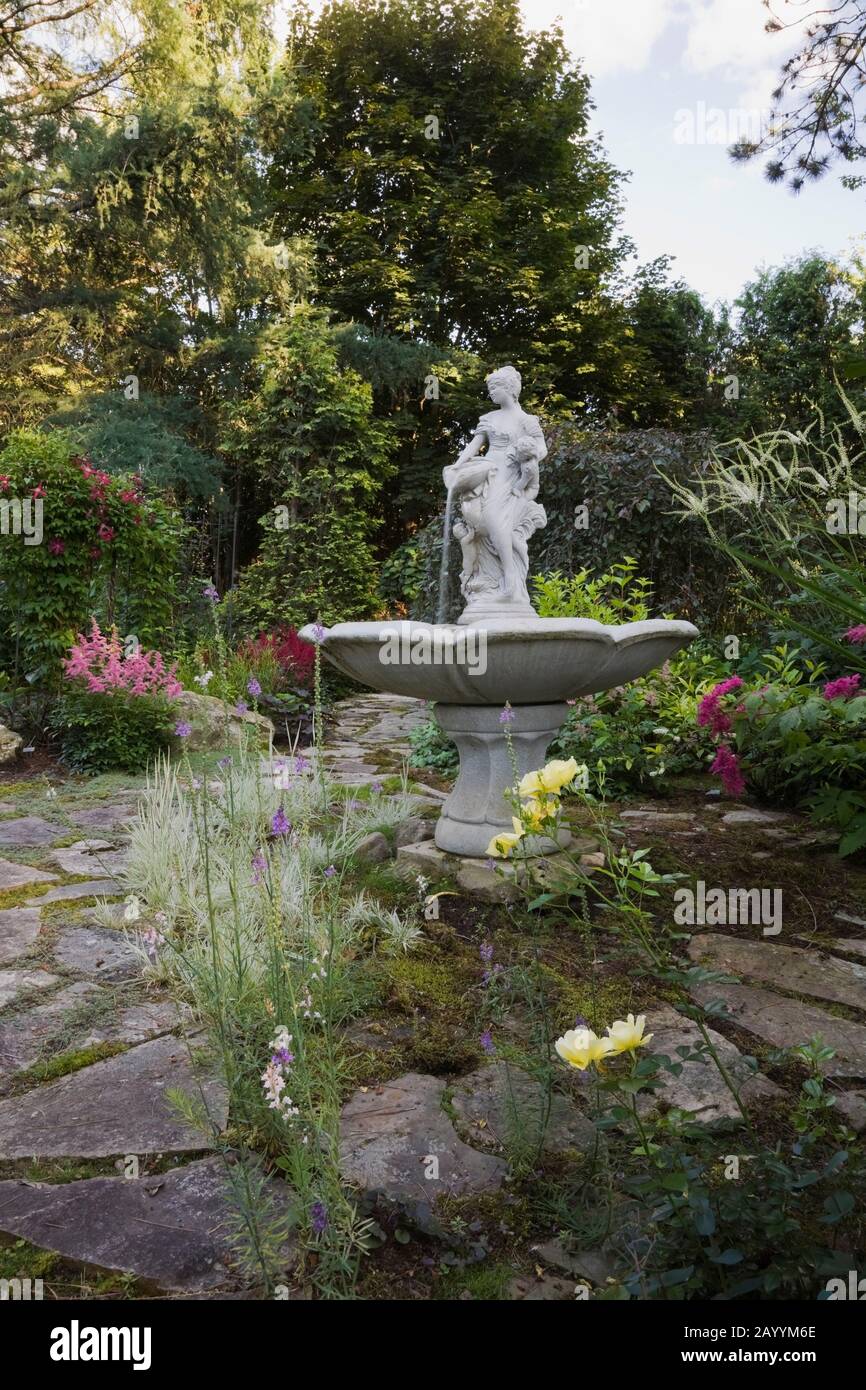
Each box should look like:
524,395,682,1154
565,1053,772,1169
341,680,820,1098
486,365,521,405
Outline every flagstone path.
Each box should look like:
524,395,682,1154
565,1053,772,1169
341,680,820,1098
0,695,864,1299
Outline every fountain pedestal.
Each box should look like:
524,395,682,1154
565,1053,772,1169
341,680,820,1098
433,702,572,857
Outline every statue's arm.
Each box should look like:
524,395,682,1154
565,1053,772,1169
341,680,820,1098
443,429,486,490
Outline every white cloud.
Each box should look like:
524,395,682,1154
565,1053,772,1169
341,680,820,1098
520,0,677,77
682,0,778,75
520,0,808,85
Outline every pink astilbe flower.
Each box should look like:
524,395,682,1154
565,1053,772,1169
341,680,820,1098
823,674,861,701
710,744,746,797
844,625,866,645
697,675,744,735
62,620,182,699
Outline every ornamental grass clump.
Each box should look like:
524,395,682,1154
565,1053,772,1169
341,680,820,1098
51,621,182,772
119,627,431,1297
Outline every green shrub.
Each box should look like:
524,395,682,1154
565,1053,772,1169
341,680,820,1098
408,712,459,773
51,689,177,773
532,557,653,623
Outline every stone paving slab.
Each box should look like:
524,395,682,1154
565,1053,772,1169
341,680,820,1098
0,1157,293,1294
451,1062,599,1156
0,1033,228,1159
75,1000,189,1050
339,1073,507,1220
637,1006,782,1123
0,981,101,1080
687,934,866,1012
0,858,57,890
51,841,128,877
0,968,59,1009
32,879,122,905
690,982,866,1077
835,1091,866,1131
0,986,186,1088
69,803,137,832
720,809,790,826
0,906,41,965
53,926,140,981
0,816,64,847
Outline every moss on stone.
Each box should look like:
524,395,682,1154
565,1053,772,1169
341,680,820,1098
0,1238,60,1282
14,1041,128,1089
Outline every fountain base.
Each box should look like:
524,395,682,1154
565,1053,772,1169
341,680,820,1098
433,701,572,857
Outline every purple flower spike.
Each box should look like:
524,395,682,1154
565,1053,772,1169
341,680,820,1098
324,864,337,878
272,807,291,836
174,720,192,738
499,704,514,724
311,1200,328,1235
247,677,262,697
480,1029,496,1056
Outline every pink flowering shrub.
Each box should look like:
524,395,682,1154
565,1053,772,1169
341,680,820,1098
52,622,181,772
62,622,182,698
699,662,866,855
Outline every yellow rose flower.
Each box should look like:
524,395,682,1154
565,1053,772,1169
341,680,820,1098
554,1027,614,1071
518,757,579,797
605,1014,653,1055
520,794,559,831
486,817,525,858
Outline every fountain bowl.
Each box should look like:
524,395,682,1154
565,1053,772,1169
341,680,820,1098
298,617,698,705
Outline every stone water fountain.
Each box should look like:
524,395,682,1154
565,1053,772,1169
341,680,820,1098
301,366,697,857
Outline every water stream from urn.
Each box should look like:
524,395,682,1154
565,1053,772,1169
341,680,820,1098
436,486,454,625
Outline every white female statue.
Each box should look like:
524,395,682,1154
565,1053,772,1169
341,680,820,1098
442,365,547,623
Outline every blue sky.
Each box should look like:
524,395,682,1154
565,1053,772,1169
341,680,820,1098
521,0,864,307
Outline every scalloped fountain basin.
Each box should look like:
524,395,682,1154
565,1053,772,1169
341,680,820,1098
300,618,698,856
299,618,697,704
